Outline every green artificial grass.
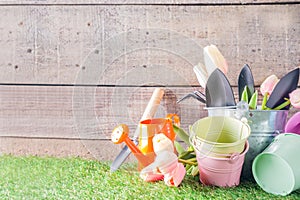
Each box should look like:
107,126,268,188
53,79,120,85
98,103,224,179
0,155,299,200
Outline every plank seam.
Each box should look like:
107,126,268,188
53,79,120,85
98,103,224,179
0,83,271,87
0,2,299,6
0,135,110,141
0,83,203,88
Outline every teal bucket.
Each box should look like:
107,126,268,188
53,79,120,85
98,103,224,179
252,133,300,196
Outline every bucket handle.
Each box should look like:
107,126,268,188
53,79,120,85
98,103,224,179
239,117,250,140
273,130,281,137
229,153,240,164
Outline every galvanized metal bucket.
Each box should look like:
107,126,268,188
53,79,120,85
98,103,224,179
240,110,288,180
205,107,289,180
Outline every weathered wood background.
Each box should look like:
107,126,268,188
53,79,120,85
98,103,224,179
0,1,299,161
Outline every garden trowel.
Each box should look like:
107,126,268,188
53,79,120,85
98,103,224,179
205,69,236,107
238,64,255,101
266,68,299,109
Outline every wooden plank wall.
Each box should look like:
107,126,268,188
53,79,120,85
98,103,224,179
0,1,299,161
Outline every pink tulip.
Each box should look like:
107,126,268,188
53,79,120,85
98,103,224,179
152,133,174,154
139,165,164,182
164,163,186,187
290,89,300,109
260,75,279,95
139,151,186,187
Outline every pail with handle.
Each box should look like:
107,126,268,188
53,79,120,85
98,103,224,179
189,116,250,157
205,107,288,179
194,141,249,187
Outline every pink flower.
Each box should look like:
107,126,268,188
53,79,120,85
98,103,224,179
164,163,186,187
139,151,186,187
260,75,279,95
290,89,300,109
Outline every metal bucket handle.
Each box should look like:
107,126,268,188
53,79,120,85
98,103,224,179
239,117,250,140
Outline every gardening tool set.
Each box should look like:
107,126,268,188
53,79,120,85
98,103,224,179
110,45,300,196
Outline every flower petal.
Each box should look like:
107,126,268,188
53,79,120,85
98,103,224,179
140,162,164,182
260,75,279,96
204,45,228,75
164,163,186,187
152,133,174,154
290,89,300,109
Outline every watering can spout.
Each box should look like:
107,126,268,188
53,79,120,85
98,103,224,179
111,124,154,168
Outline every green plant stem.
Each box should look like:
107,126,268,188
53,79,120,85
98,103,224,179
178,158,197,166
273,99,291,110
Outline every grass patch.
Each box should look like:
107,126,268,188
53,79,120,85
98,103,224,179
0,155,299,199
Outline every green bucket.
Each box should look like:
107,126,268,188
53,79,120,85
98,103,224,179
190,116,250,157
252,133,300,196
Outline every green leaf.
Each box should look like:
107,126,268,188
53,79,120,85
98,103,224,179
174,141,185,154
191,165,199,177
173,125,190,145
249,90,258,109
241,86,250,103
261,92,269,110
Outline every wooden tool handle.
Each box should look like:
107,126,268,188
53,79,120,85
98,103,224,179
141,88,165,121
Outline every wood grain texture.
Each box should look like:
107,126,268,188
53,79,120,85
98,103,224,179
1,85,297,137
0,2,299,159
0,5,299,85
0,137,137,162
0,85,207,139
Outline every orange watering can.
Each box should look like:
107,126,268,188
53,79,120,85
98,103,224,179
112,124,154,168
111,114,180,169
138,114,180,154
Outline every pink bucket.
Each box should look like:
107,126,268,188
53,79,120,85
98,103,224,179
195,141,249,187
